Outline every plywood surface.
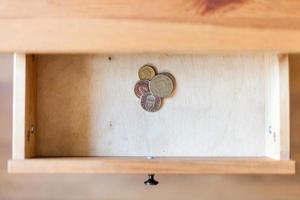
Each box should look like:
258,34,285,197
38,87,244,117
1,0,300,52
36,54,266,157
2,54,300,200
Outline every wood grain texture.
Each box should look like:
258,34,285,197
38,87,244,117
7,157,296,175
0,0,300,22
1,0,300,52
35,54,267,157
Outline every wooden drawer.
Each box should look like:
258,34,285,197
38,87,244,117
8,53,295,174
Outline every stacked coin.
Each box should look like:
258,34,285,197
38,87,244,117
134,64,175,112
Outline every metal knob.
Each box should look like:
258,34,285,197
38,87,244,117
144,174,159,186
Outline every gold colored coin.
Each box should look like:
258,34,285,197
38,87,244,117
150,74,174,98
138,65,156,80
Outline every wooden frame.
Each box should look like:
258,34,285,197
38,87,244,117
8,53,295,174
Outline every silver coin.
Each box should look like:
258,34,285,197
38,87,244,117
160,72,176,89
150,74,174,98
140,92,162,112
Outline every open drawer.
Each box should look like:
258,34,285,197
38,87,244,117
8,53,295,174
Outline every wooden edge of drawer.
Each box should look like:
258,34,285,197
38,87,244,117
7,158,296,175
1,18,300,53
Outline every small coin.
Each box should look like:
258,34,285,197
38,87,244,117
138,65,156,80
150,74,174,98
134,80,150,98
140,92,162,112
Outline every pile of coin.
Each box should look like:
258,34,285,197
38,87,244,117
134,65,175,112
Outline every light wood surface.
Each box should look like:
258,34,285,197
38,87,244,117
12,54,36,159
12,54,26,159
279,55,290,159
7,157,296,175
265,55,290,160
1,0,300,53
1,0,300,19
35,54,268,157
10,53,294,174
2,54,300,200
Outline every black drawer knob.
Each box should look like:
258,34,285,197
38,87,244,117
144,174,159,186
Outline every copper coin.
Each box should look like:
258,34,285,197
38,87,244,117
150,74,174,98
140,92,162,112
138,65,156,80
134,80,150,98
